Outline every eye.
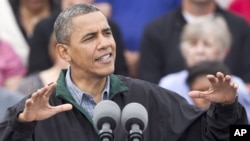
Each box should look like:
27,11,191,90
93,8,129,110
85,36,93,41
104,30,112,36
203,40,213,47
188,39,198,47
82,34,95,42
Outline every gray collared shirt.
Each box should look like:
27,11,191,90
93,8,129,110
65,68,110,118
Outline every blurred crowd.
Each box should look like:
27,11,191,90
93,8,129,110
0,0,250,123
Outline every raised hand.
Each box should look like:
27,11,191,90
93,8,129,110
189,72,238,105
18,82,73,122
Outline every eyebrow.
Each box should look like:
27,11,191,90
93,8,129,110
102,27,112,33
81,27,111,40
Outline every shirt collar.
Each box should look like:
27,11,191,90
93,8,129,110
65,67,110,105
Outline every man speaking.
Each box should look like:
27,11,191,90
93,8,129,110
0,3,247,141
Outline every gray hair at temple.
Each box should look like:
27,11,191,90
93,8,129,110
54,3,100,45
180,15,232,52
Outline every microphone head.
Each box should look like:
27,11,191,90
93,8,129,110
93,100,121,130
121,102,148,133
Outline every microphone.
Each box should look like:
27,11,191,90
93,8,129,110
121,103,148,141
93,100,121,141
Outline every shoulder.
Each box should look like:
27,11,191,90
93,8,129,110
217,7,249,29
116,75,183,99
36,12,58,30
159,70,187,85
145,8,180,31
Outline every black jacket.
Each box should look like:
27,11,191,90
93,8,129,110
138,5,250,84
0,70,248,141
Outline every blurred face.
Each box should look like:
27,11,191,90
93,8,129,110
62,11,116,77
22,0,49,12
190,75,211,109
61,0,93,10
181,36,224,67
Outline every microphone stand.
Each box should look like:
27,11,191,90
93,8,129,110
99,123,114,141
128,124,143,141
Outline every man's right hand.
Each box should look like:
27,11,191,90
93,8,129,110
18,82,73,122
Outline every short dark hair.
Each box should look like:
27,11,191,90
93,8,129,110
54,3,100,45
186,61,231,86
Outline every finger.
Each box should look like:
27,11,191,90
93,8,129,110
225,75,232,83
25,98,34,108
230,81,238,89
44,82,57,97
52,104,73,114
207,74,217,84
233,82,238,89
31,88,47,101
216,72,225,82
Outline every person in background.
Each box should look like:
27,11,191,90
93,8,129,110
0,40,26,91
94,0,182,77
17,32,69,95
0,87,24,122
0,4,247,141
138,0,250,90
158,16,250,123
0,0,60,66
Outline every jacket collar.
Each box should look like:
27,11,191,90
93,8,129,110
55,69,128,104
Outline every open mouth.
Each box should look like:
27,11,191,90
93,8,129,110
96,53,112,62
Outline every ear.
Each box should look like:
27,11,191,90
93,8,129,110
56,44,71,62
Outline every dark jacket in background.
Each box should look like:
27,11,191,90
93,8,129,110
0,70,247,141
138,5,250,84
28,13,128,76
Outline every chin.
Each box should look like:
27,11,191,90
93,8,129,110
99,67,115,76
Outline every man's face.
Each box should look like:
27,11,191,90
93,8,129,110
66,11,116,77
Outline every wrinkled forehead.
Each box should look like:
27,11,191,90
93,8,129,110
71,11,110,32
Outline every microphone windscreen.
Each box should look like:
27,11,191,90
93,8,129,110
121,102,148,132
93,100,121,130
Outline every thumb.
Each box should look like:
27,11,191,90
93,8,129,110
53,104,73,114
189,91,205,98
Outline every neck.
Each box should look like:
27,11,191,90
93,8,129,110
71,70,107,102
182,0,216,16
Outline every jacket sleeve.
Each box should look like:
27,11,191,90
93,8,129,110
204,100,248,140
0,98,37,141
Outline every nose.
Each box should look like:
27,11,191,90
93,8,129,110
97,34,112,50
195,41,205,53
